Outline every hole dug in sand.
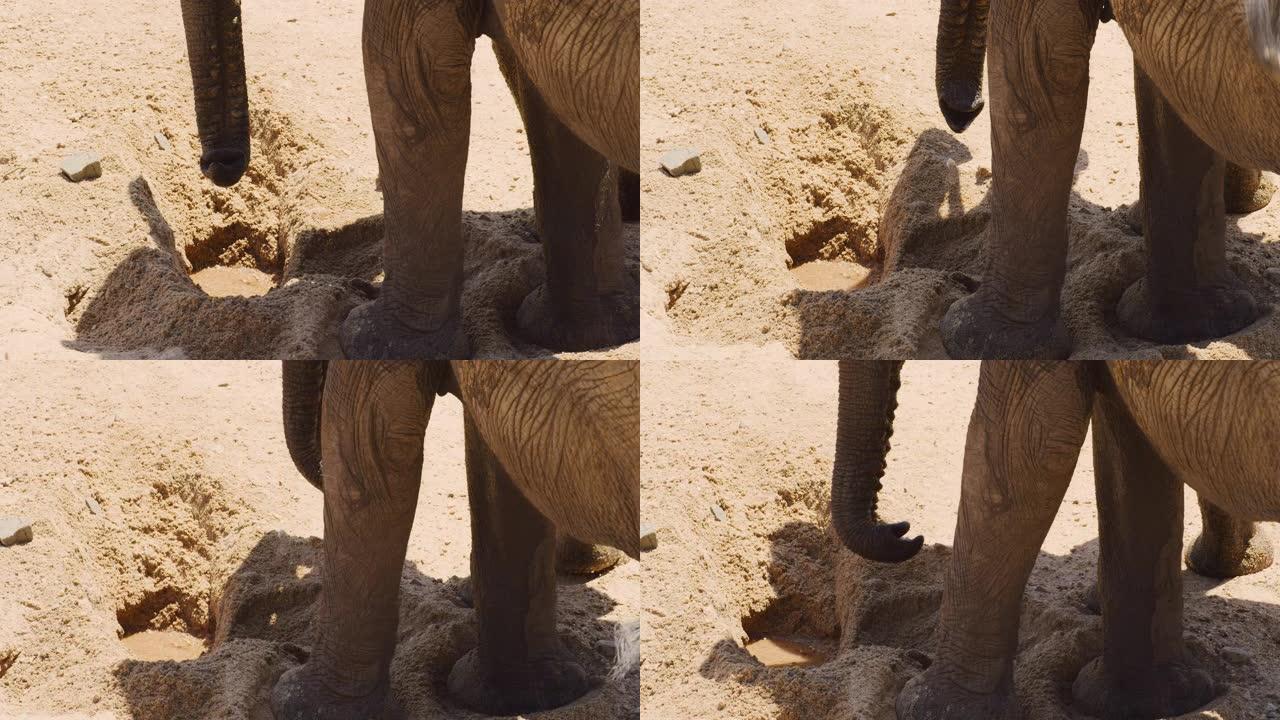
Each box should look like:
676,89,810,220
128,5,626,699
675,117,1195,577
183,186,283,299
114,545,213,662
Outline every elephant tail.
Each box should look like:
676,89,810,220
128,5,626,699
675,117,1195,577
830,361,923,563
935,0,989,133
282,360,325,491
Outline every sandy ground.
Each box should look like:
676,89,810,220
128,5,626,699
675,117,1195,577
641,357,1280,719
0,362,639,719
640,0,1280,359
0,0,637,360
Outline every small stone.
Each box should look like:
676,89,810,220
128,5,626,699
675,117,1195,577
153,132,171,152
710,505,727,522
85,497,102,515
60,152,102,182
0,518,32,547
1222,646,1253,665
754,127,770,145
660,148,701,177
640,523,658,551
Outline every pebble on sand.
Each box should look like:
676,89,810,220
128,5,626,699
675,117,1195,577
154,132,171,152
640,523,658,551
85,497,103,515
660,148,701,177
754,127,770,145
710,504,727,522
60,152,101,182
0,518,33,547
1222,646,1253,665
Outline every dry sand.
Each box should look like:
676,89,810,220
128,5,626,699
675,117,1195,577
0,362,638,719
0,0,636,360
640,0,1280,359
641,357,1280,719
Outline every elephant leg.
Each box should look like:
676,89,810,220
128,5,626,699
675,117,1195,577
940,0,1099,359
1116,63,1260,344
556,533,623,576
448,412,589,715
1224,163,1275,214
271,362,437,720
340,0,481,359
619,169,640,223
1072,389,1217,719
492,40,637,352
898,362,1093,720
1186,494,1274,578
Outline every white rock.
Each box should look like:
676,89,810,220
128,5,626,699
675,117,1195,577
710,505,727,522
660,148,701,177
61,152,102,182
754,128,770,145
154,133,171,152
85,497,103,515
0,518,32,546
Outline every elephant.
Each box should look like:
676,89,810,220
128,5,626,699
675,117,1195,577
832,360,1278,719
273,359,639,718
934,0,1280,358
178,0,640,358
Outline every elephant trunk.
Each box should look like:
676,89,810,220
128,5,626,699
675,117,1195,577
282,360,325,491
831,361,923,563
179,0,250,187
935,0,990,133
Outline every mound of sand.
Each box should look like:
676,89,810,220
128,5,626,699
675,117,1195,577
0,362,638,719
0,1,636,360
640,0,1280,359
641,358,1280,718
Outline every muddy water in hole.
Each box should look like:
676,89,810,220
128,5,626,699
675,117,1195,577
120,630,206,661
789,260,874,291
191,266,275,297
744,636,831,667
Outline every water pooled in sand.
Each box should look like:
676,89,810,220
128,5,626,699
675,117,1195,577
743,636,831,667
789,260,874,292
190,266,275,297
120,630,206,661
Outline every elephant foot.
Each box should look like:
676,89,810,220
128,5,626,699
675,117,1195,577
339,298,469,359
557,541,623,576
1186,527,1274,579
1072,656,1218,719
270,663,403,720
447,647,590,715
1116,276,1259,345
940,290,1071,359
516,285,638,351
896,667,1013,720
1225,167,1275,214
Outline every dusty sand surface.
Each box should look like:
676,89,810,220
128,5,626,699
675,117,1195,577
640,0,1280,359
0,0,636,360
0,362,638,719
641,357,1280,718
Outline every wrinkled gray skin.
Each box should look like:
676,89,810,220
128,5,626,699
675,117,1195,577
935,0,1280,359
275,360,639,718
179,0,639,358
834,361,1278,720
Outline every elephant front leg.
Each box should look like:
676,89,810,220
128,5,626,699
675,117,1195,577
271,362,436,720
1072,390,1217,719
448,412,590,715
940,0,1100,359
1186,494,1274,578
1116,63,1260,344
493,41,638,352
899,362,1092,719
340,0,480,359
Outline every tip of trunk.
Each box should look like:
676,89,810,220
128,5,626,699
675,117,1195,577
837,520,924,564
938,93,984,133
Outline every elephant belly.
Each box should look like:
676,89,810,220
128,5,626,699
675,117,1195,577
1108,361,1280,521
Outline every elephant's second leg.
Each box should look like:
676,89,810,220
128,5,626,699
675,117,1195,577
1117,64,1260,344
271,362,435,720
448,415,589,715
899,363,1092,720
1186,494,1274,578
495,42,637,351
940,0,1099,359
1072,391,1217,719
340,0,479,359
